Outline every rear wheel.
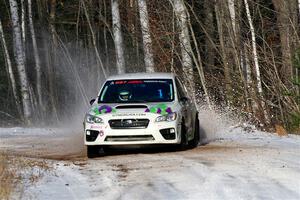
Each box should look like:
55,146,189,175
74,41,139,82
87,145,99,158
188,116,200,148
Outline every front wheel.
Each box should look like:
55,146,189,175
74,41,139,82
178,121,188,150
188,116,200,148
102,146,115,154
87,145,99,158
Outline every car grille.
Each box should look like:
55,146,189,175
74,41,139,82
109,119,149,129
105,135,154,142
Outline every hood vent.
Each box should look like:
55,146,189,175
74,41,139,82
115,105,148,109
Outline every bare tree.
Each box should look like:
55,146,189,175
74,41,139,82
203,0,215,71
298,0,300,19
21,0,26,46
244,43,258,112
111,0,125,74
49,0,57,47
272,0,298,84
227,0,236,37
0,20,22,116
138,0,155,72
28,0,43,111
47,0,59,121
186,15,212,107
182,2,211,107
173,0,193,84
215,1,234,104
9,0,32,124
81,0,107,78
244,0,270,124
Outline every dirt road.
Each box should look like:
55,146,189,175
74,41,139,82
1,127,299,200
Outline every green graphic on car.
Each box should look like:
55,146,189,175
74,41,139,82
145,103,173,115
93,103,172,115
93,105,116,115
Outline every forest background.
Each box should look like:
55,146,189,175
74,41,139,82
0,0,299,133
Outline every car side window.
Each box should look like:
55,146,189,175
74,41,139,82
175,77,185,99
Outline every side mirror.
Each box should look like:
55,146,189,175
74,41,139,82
180,97,189,103
89,98,96,105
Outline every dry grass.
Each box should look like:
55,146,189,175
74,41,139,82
0,154,15,200
0,153,51,199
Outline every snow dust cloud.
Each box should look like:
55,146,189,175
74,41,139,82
197,103,239,144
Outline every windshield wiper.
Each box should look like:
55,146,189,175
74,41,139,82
97,100,147,103
98,100,172,104
129,100,148,103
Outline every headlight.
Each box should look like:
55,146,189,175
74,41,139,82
155,112,177,122
85,114,103,124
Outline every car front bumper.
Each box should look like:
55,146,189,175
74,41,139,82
84,119,181,146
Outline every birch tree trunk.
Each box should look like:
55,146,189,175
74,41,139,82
9,0,32,124
298,0,300,19
244,0,270,124
111,0,125,74
28,0,43,111
49,0,57,47
244,44,258,112
173,0,193,83
0,20,22,116
137,0,155,72
21,0,26,46
227,0,236,37
227,0,246,106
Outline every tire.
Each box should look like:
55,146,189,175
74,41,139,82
178,120,187,150
189,116,200,148
102,146,114,154
87,145,99,158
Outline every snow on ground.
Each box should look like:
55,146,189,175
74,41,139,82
0,127,85,159
0,125,299,200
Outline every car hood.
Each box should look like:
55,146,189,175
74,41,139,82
87,102,178,117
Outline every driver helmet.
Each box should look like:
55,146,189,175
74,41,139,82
119,91,132,101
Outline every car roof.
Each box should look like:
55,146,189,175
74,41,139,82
106,72,175,81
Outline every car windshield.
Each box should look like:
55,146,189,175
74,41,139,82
98,79,174,103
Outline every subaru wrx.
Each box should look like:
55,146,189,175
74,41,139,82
84,73,200,157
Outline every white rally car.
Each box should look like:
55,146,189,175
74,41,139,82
84,73,200,157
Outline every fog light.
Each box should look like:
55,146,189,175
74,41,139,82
86,130,99,142
159,128,176,140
